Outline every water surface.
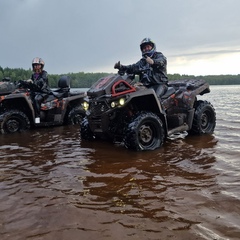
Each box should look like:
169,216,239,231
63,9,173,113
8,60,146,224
0,85,240,240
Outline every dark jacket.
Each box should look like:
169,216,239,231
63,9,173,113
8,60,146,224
31,70,50,93
121,52,168,86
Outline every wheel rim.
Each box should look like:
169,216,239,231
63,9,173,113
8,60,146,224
201,110,212,131
139,124,154,145
73,114,82,124
68,109,84,125
6,119,20,133
201,113,209,128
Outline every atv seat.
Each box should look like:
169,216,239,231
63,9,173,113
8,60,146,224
161,87,175,99
52,75,70,98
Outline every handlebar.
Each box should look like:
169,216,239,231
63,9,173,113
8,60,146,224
17,80,41,92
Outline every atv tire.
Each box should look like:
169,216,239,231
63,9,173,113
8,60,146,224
123,111,165,151
189,100,216,135
0,110,30,134
67,106,85,125
80,117,94,140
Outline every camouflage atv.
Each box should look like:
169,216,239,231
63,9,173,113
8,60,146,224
81,71,216,151
0,76,85,134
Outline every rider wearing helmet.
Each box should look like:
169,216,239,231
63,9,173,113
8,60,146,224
114,38,168,98
30,57,50,122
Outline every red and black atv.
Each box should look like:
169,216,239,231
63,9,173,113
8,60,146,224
0,76,85,134
81,70,216,151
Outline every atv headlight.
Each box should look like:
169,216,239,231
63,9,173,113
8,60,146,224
119,98,125,106
111,101,116,108
82,101,89,111
110,98,126,108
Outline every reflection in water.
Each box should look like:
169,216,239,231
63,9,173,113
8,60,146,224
76,135,218,218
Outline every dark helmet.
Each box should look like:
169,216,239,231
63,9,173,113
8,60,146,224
140,38,156,57
32,57,45,69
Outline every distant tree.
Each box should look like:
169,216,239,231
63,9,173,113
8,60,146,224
1,65,240,87
0,71,3,81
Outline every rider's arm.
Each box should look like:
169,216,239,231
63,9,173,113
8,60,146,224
41,71,49,85
39,71,49,90
32,71,49,92
152,52,167,68
121,59,143,74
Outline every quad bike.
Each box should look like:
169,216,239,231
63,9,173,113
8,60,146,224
0,76,86,134
80,70,216,151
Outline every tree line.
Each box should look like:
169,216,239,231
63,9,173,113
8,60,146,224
1,66,240,88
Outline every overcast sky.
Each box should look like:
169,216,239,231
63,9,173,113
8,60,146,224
1,0,240,76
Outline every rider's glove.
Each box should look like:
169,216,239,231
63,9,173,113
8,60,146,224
134,82,143,87
146,56,154,65
114,61,121,69
26,79,33,83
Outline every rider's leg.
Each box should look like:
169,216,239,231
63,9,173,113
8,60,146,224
34,94,44,118
150,84,168,98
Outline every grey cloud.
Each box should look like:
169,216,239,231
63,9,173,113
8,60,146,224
1,0,240,74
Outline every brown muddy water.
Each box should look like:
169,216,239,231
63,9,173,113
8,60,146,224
0,85,240,240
